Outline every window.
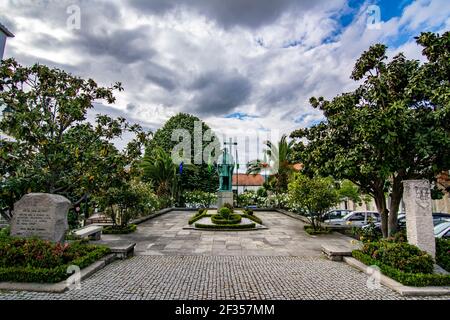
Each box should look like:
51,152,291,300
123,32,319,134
349,213,365,221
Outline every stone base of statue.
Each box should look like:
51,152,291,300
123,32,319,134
217,191,234,208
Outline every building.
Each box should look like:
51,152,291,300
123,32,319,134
0,23,14,59
232,174,265,194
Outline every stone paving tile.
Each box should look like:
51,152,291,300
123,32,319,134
2,211,448,300
1,256,448,300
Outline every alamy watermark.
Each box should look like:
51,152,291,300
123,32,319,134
366,5,381,30
366,265,382,290
66,264,82,290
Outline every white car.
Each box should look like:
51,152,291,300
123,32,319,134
325,211,381,227
434,221,450,238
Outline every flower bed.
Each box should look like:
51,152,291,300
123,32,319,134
0,238,110,283
195,223,256,230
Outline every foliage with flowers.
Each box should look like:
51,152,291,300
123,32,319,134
0,236,110,283
184,191,217,208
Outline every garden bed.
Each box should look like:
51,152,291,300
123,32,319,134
0,237,110,284
304,225,331,235
102,224,137,235
352,250,450,287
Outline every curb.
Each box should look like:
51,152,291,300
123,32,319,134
0,253,117,294
343,256,450,296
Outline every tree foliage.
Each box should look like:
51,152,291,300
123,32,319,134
0,59,151,220
291,32,450,237
288,173,339,230
247,134,296,193
146,113,220,193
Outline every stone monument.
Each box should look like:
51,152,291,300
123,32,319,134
217,147,234,208
402,180,435,258
11,193,71,243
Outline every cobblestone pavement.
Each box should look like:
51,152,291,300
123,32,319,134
1,211,449,300
1,256,449,300
99,211,360,256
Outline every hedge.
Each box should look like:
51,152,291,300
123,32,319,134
242,214,263,225
211,214,242,225
352,250,450,287
436,238,450,272
188,213,212,225
0,245,110,283
103,224,137,235
304,225,331,235
194,222,256,230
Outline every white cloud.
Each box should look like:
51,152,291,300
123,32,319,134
0,0,448,164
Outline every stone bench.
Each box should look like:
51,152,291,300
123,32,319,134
321,244,353,261
74,225,103,241
109,242,136,260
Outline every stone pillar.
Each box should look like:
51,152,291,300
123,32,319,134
217,191,234,209
402,180,435,258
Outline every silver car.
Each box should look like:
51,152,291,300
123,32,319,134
434,221,450,238
325,211,380,227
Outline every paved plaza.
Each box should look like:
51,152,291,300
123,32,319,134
0,211,449,300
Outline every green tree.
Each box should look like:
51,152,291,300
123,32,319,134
288,173,340,230
338,180,362,207
247,134,296,193
141,147,178,202
291,32,450,237
0,59,151,220
146,113,220,193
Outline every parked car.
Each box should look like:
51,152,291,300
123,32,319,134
321,209,352,221
434,221,450,238
324,211,380,227
432,213,450,226
364,212,450,233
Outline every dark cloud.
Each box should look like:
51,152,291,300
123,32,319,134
144,62,178,91
127,0,323,29
72,26,154,64
189,70,252,116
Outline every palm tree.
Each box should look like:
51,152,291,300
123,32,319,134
141,147,178,199
247,135,296,193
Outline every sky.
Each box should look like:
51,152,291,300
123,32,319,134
1,0,449,167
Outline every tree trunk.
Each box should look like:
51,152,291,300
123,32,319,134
388,180,404,237
373,190,388,238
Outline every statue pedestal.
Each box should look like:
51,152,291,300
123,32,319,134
217,191,234,208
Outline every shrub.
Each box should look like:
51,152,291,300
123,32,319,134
244,208,254,216
223,203,234,213
0,226,10,239
436,238,450,272
188,211,210,225
243,214,262,225
103,224,137,234
304,225,331,235
0,238,110,283
218,207,232,219
195,223,256,230
352,250,450,287
211,214,242,225
361,241,434,274
353,222,382,243
197,208,206,216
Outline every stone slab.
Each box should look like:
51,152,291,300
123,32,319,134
11,193,71,243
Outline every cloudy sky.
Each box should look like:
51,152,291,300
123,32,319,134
1,0,449,165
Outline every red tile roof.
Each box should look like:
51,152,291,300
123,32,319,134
232,174,264,186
